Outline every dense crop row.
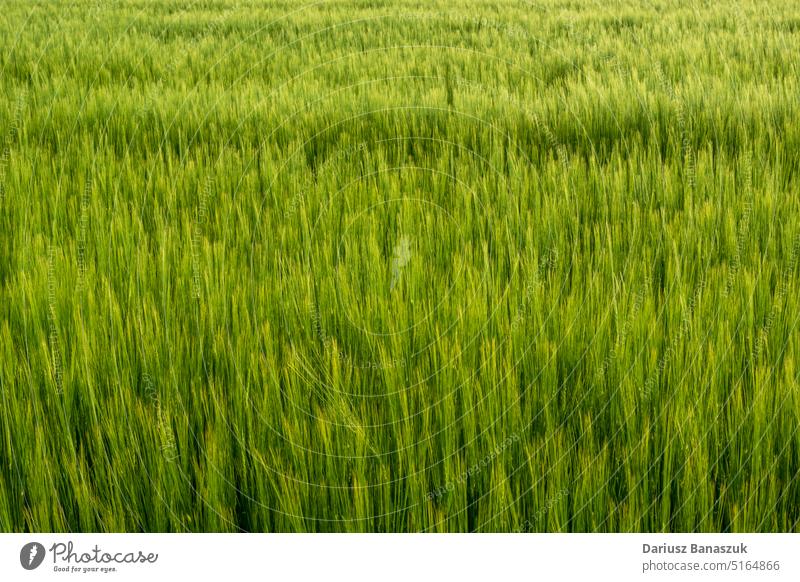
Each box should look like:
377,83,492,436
0,0,798,532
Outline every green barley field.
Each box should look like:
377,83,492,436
1,0,799,532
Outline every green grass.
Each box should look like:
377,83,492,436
1,0,799,532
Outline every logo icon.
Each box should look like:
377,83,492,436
20,542,46,570
390,235,412,291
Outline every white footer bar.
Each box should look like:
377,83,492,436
1,534,797,581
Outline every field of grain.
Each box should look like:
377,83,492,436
1,0,799,532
